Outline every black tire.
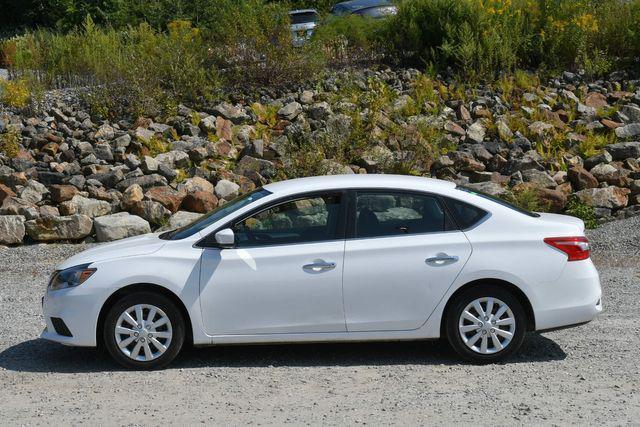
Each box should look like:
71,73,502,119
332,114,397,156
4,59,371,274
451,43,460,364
103,292,185,370
445,285,527,364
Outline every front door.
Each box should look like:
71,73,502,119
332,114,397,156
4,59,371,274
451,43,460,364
343,191,472,332
199,192,347,335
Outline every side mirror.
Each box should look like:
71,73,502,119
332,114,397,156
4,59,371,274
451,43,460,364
214,228,235,248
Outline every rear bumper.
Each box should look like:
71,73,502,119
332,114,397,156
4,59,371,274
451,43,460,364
533,259,603,331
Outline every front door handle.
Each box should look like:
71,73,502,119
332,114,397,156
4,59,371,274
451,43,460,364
303,260,336,273
425,253,459,265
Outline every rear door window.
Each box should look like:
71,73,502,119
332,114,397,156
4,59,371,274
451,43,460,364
354,192,452,238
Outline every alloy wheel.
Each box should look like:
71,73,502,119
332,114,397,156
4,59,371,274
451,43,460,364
114,304,173,362
458,297,516,355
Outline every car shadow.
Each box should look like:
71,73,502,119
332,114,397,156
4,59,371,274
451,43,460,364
0,332,566,373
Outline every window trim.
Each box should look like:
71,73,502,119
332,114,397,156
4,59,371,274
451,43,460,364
346,188,460,240
195,190,349,249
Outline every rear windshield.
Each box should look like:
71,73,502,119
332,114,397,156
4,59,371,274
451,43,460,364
160,188,271,240
457,186,541,218
290,12,318,24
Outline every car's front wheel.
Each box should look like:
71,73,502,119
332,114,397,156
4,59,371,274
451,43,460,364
445,285,527,363
103,292,185,370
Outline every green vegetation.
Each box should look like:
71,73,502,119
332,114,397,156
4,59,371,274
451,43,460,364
1,0,639,118
0,127,21,158
0,78,30,108
565,196,598,229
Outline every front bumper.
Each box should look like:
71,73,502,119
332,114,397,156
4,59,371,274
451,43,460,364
41,285,106,347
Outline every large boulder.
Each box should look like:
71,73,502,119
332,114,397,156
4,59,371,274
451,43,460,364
605,141,640,160
116,174,168,191
165,211,203,230
49,184,79,203
278,102,303,120
62,195,111,218
464,182,508,197
93,212,151,242
181,191,218,213
214,179,240,200
145,186,184,213
130,200,171,225
179,177,214,194
0,215,25,244
575,187,630,210
210,102,251,124
567,166,598,190
614,124,640,139
25,214,93,241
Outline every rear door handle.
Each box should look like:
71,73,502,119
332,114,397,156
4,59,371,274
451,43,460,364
425,253,459,265
303,260,336,273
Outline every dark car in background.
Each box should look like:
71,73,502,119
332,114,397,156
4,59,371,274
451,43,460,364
330,0,397,18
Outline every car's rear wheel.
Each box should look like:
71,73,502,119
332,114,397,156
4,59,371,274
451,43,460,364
103,292,185,370
445,285,527,363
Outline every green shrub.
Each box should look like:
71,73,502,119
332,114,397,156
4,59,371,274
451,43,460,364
0,127,21,158
0,78,30,108
565,196,598,229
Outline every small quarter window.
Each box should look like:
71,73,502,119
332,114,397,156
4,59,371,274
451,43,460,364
443,197,488,230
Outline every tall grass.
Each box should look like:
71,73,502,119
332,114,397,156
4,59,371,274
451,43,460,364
1,0,639,118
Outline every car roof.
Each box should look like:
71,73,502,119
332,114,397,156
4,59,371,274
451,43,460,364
332,0,392,12
263,174,456,195
289,9,318,14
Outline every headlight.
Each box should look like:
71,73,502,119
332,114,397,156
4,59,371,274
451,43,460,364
49,264,96,291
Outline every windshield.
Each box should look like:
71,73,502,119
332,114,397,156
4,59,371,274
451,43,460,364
457,186,541,218
290,12,318,24
355,5,397,18
160,188,272,240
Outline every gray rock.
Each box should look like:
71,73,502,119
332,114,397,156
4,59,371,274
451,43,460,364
214,179,240,200
464,182,508,197
521,169,556,188
584,151,613,169
466,121,486,143
615,123,640,139
605,141,640,160
93,212,151,242
94,124,115,140
165,211,203,230
575,186,630,209
130,200,171,225
278,102,303,120
210,102,251,124
116,174,168,191
25,214,93,241
235,156,276,180
620,104,640,123
67,195,111,218
113,134,131,148
0,215,25,244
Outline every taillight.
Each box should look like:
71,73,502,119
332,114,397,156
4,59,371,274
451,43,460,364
543,236,590,261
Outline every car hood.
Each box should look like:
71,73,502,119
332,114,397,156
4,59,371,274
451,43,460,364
57,233,165,270
536,213,585,233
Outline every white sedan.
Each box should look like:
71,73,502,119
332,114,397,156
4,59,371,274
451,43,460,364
41,175,602,369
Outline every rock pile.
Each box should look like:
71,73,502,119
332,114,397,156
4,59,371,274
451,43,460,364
1,68,640,245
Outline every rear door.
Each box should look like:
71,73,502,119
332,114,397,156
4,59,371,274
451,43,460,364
342,190,472,332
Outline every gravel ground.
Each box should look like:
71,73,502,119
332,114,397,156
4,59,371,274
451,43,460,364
0,219,639,425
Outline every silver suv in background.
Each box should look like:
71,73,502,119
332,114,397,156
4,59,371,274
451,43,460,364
289,9,319,46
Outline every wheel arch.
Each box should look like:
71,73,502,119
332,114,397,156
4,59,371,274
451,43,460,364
96,283,194,348
440,278,536,334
